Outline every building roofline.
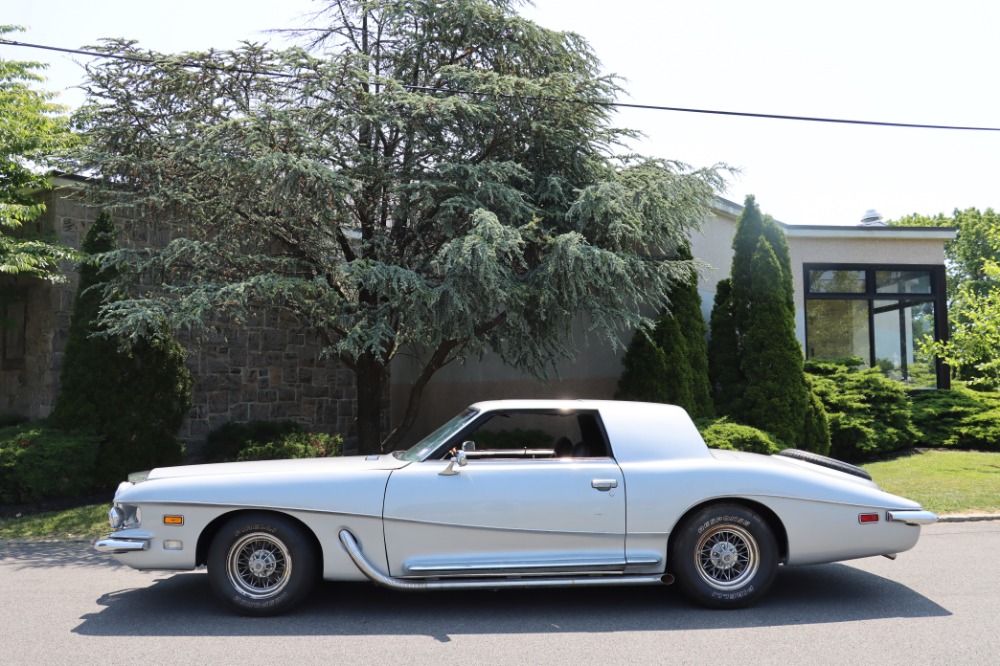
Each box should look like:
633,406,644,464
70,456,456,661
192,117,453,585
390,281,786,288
712,196,957,240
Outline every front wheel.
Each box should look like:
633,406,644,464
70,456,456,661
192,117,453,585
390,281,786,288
670,504,778,609
207,513,318,616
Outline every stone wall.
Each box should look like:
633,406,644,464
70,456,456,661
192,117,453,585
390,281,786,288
3,180,364,453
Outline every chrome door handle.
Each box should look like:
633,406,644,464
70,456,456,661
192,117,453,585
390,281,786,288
592,479,618,490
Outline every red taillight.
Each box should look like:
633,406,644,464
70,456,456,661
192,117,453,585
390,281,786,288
859,513,880,524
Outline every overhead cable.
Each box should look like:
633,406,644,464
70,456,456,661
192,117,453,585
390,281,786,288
3,37,999,132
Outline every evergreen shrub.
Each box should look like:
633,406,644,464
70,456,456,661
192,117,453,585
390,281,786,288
237,432,343,461
49,212,192,484
808,367,921,461
204,420,306,462
908,387,993,447
947,409,1000,451
0,424,102,503
698,419,784,455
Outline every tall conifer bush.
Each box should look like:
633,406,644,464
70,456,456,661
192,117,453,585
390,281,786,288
739,237,808,446
708,196,828,452
708,278,742,415
50,212,193,484
616,244,713,418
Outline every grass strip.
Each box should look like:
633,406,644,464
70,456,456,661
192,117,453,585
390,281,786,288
863,449,1000,514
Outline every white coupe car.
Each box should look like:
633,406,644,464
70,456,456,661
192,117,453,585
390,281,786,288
96,400,936,615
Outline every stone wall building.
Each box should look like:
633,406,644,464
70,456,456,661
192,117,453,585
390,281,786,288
1,177,363,453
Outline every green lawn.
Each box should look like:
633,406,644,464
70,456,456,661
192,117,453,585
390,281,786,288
0,449,996,540
0,503,109,541
863,449,1000,515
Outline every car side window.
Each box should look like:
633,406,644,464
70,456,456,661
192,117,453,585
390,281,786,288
460,410,610,460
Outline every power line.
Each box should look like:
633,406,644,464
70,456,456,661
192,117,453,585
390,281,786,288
4,37,1000,133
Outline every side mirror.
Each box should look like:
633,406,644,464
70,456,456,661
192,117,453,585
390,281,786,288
461,441,476,452
439,448,469,476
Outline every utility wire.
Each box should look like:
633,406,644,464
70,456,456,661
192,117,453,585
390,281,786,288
4,37,1000,133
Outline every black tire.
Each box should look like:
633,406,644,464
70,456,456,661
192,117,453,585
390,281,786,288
670,504,778,609
207,512,318,616
777,448,873,481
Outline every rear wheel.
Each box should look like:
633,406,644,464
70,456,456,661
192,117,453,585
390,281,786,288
207,513,318,616
671,504,778,609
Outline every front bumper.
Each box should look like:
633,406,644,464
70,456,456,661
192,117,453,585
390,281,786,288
94,536,150,553
887,509,938,526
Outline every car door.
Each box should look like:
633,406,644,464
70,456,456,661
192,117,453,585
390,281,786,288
382,456,626,578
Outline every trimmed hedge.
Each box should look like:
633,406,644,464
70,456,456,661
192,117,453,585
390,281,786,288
237,432,343,461
0,425,101,504
698,419,784,455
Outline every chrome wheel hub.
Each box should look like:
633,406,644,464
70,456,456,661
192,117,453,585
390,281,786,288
709,541,741,569
247,549,278,578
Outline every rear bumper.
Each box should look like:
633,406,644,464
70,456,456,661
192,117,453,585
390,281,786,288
887,509,938,526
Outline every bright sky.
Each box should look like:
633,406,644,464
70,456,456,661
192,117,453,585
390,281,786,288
6,0,999,226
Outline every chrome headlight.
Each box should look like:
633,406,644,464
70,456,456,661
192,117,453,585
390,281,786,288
108,506,124,529
108,504,142,530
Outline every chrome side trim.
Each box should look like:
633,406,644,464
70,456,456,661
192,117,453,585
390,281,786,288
95,537,150,553
886,510,938,526
405,558,626,575
338,530,667,591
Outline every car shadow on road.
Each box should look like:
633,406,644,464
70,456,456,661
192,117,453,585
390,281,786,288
71,562,950,639
0,541,124,570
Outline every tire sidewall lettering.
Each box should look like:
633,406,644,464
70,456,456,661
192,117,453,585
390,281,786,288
697,515,752,535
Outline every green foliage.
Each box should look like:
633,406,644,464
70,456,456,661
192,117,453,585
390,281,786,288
708,278,742,415
947,409,1000,451
616,245,713,418
803,357,866,375
49,211,192,484
922,260,1000,388
698,419,783,455
908,386,1000,451
738,236,809,448
70,1,725,453
801,376,831,456
892,208,1000,387
808,367,921,461
708,196,817,450
237,432,343,461
204,420,306,462
615,325,671,403
0,26,80,284
909,387,993,447
0,424,101,504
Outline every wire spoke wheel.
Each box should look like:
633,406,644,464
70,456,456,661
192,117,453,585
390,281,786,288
694,524,760,590
226,532,293,600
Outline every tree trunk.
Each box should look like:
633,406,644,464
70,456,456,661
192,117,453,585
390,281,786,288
355,354,388,455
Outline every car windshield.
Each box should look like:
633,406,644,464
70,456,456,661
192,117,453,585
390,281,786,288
395,408,479,461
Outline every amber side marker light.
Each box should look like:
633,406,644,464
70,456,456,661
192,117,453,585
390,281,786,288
163,515,184,526
858,513,880,524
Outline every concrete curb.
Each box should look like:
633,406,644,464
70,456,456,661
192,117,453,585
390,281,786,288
936,513,1000,523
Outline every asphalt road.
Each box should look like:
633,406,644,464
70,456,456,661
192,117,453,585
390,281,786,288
1,521,997,666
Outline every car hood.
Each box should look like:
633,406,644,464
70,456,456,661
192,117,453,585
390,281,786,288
114,454,411,515
143,453,409,482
